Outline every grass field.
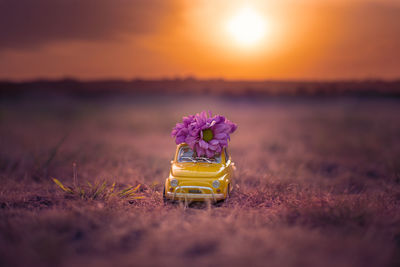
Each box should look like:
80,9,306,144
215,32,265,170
1,94,400,267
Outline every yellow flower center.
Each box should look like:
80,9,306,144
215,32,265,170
202,129,213,142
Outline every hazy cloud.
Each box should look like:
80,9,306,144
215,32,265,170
0,0,181,50
0,0,399,79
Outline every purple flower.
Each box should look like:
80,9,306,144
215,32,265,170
171,115,194,144
171,111,237,158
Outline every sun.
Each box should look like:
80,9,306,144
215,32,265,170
226,7,267,47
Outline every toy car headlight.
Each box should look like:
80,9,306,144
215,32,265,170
212,180,220,188
170,179,178,187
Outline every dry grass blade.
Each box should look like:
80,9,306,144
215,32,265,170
119,184,141,198
51,177,144,201
92,181,107,199
119,186,133,196
109,182,116,193
132,184,141,192
52,178,73,194
130,196,145,199
79,187,85,197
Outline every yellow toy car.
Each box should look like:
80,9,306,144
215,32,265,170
163,143,235,203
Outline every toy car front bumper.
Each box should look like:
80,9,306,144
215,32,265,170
166,186,224,201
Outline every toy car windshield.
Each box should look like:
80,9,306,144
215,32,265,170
177,145,221,163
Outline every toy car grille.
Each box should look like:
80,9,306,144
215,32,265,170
188,189,202,194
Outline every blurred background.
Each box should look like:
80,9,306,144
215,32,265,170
1,0,400,81
1,1,400,267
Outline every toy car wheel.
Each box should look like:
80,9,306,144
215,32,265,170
163,187,174,204
215,184,231,205
162,187,167,203
226,184,231,200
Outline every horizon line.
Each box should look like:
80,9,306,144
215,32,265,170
1,76,400,84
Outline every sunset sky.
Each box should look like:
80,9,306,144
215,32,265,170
0,0,399,81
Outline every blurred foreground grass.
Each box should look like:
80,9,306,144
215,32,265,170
0,95,399,267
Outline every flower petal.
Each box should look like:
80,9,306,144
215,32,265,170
215,133,227,140
196,146,205,157
199,139,209,149
209,139,219,145
205,149,214,158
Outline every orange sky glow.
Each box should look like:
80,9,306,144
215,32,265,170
0,0,399,80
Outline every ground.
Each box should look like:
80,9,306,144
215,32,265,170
0,95,400,267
